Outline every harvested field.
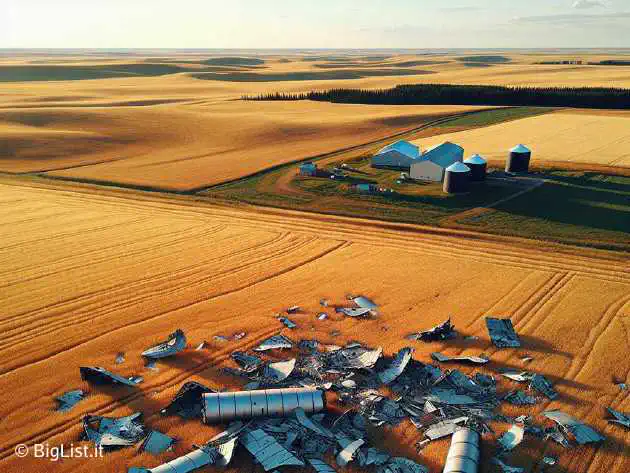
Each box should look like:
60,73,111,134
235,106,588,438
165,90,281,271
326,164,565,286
412,109,630,168
0,178,628,473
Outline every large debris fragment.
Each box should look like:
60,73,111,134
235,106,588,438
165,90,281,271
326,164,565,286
202,388,325,423
278,317,296,329
232,351,264,372
431,352,489,365
54,389,85,412
82,413,145,448
543,410,605,445
142,329,187,359
254,335,293,351
336,438,365,466
485,318,521,348
263,359,296,383
407,318,456,342
241,429,304,471
160,382,216,419
529,374,558,399
140,430,175,454
607,407,630,428
424,417,469,440
443,428,479,473
338,307,373,317
308,457,337,473
378,347,414,384
353,296,378,309
498,425,524,451
80,367,143,387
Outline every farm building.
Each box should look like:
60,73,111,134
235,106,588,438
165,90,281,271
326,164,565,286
353,183,379,193
443,161,471,193
409,141,464,182
463,154,487,181
506,144,531,173
298,162,318,176
372,140,421,170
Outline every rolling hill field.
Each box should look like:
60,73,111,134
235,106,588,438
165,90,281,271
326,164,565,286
0,178,628,473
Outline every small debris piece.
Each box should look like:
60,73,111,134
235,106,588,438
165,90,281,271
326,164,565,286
431,352,489,364
140,430,175,454
378,347,414,384
278,317,297,329
529,374,558,400
115,352,125,364
80,367,142,387
499,425,524,451
424,417,468,440
287,305,300,314
617,382,627,391
241,429,304,471
145,359,159,371
232,351,263,372
353,296,377,309
214,335,229,342
407,318,456,342
501,371,534,382
263,359,296,383
55,389,85,412
317,312,328,320
336,438,365,466
320,299,329,307
195,341,207,350
82,412,145,448
520,355,533,363
233,332,246,340
308,457,337,473
295,407,335,438
160,381,215,419
492,457,524,473
485,318,521,348
254,335,293,351
339,307,373,317
543,456,557,466
142,329,187,359
503,390,536,406
607,407,630,428
543,410,605,445
376,456,428,473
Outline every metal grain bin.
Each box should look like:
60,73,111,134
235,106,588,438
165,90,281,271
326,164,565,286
202,387,325,423
443,162,471,193
463,154,487,182
443,428,480,473
506,144,531,173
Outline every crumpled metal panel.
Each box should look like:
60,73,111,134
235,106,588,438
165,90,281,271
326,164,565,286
308,457,337,473
241,429,304,471
543,410,605,444
485,318,521,348
263,358,296,383
80,366,142,387
142,329,187,359
254,335,293,351
141,430,174,454
54,389,85,412
379,347,414,384
431,352,489,365
336,438,365,466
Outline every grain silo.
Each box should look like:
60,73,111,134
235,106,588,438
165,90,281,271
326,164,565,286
506,144,531,173
463,154,487,181
443,162,471,193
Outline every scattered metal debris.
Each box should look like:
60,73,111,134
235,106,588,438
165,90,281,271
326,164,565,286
336,438,365,466
160,382,216,419
195,341,207,351
377,456,428,473
529,374,558,399
520,355,533,363
254,335,293,351
543,410,605,445
353,296,377,309
501,370,534,382
607,407,630,428
278,317,296,329
317,312,328,320
503,390,536,406
115,352,125,364
82,412,145,448
54,389,85,412
308,457,337,473
542,456,557,466
338,307,373,317
140,430,175,454
492,457,524,473
287,305,300,314
431,352,489,364
232,351,264,372
213,335,229,342
320,298,329,307
80,366,143,387
499,424,524,451
263,358,296,383
145,359,159,371
407,318,456,341
233,331,246,340
142,329,187,359
485,318,521,348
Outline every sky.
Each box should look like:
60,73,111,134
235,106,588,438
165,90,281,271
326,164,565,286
3,0,630,49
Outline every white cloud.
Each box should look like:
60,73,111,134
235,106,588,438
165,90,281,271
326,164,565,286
572,0,606,9
512,12,629,24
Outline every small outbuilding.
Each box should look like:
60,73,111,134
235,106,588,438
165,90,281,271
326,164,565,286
506,144,531,173
353,183,378,193
298,162,318,176
443,161,471,193
372,140,421,170
410,141,464,182
463,154,487,181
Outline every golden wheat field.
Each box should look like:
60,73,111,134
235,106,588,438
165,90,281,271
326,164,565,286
0,178,628,473
413,109,630,167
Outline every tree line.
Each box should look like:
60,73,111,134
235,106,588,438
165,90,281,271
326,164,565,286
242,84,630,109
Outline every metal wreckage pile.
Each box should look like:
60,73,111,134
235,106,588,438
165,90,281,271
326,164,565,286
52,297,627,473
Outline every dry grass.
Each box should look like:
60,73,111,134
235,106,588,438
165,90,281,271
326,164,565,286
0,178,628,473
412,109,630,167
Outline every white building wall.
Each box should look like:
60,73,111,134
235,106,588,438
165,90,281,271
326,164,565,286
410,161,444,182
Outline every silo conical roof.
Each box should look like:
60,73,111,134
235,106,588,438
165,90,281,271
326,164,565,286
464,154,487,165
510,144,530,153
446,162,471,173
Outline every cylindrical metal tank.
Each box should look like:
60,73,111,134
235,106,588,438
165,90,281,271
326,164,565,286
463,154,487,182
202,387,326,423
506,144,531,173
443,162,471,193
443,428,480,473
